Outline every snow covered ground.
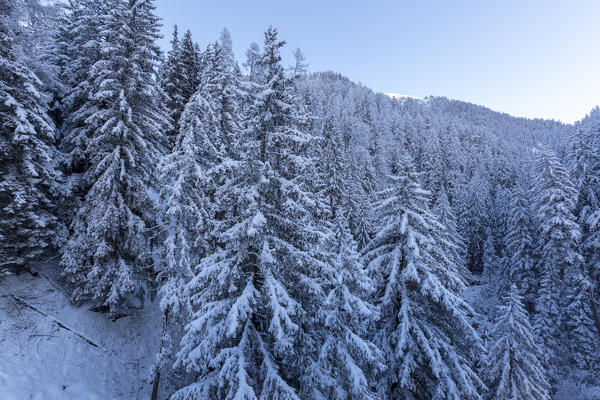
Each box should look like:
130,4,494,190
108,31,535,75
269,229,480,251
0,267,162,399
2,269,599,399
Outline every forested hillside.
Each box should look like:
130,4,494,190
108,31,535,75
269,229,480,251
1,0,599,399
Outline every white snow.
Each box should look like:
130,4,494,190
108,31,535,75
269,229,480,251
0,266,162,399
383,93,422,100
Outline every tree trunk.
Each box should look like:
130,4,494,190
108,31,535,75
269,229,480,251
150,369,160,400
151,308,169,400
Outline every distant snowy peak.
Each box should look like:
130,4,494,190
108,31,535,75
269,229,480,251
384,93,423,101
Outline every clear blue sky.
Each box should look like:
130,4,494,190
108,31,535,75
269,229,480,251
156,0,600,123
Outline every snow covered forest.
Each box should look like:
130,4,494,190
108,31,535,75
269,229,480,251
2,0,600,399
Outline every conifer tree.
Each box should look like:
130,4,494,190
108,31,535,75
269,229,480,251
568,111,600,303
152,67,227,399
486,285,551,400
206,31,243,158
457,169,490,274
565,264,598,369
501,183,536,302
60,0,168,313
531,149,584,365
309,211,384,400
433,185,470,284
179,29,201,103
173,26,327,400
161,27,199,140
161,25,185,138
0,0,62,271
364,151,484,400
289,47,309,77
321,113,345,220
53,0,103,174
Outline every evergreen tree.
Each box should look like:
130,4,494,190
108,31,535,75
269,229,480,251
206,31,243,158
432,185,470,285
53,0,103,173
160,27,199,140
179,29,200,104
501,183,536,303
457,169,490,274
568,110,600,306
320,112,345,220
0,0,62,271
486,285,551,400
161,25,185,138
364,151,484,400
152,70,227,398
243,41,262,83
565,263,598,369
309,211,384,400
531,149,583,365
60,0,168,313
173,26,327,400
482,228,498,285
289,47,308,77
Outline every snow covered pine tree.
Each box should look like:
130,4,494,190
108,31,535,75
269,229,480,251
486,285,551,400
531,148,597,369
60,0,169,313
172,27,331,400
364,151,484,400
0,0,62,273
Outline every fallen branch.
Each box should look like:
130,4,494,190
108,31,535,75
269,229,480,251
9,293,100,348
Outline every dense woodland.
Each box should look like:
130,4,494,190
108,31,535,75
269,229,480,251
1,0,600,399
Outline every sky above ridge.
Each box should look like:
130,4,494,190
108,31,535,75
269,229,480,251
156,0,600,124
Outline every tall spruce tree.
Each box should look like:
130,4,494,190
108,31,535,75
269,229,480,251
501,183,536,303
568,111,600,327
432,185,470,285
531,149,590,367
52,0,103,175
308,211,384,400
161,25,185,138
485,285,551,400
320,112,346,220
172,27,328,400
60,0,168,313
364,151,484,400
0,0,62,271
161,27,200,140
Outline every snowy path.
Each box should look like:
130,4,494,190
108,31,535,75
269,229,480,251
0,272,161,399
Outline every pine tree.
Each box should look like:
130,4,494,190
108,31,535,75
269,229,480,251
173,26,327,400
179,29,200,104
432,185,470,285
52,0,103,161
289,47,308,77
501,183,536,303
482,227,498,285
320,113,345,220
206,31,243,159
243,42,262,83
0,0,63,271
152,68,227,398
486,285,551,400
160,26,199,141
309,211,384,400
60,0,168,313
161,25,185,138
568,110,600,310
565,263,598,369
364,151,484,400
457,169,490,274
531,148,584,365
